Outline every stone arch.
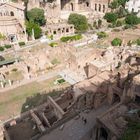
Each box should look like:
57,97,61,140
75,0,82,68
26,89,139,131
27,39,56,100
112,93,121,105
10,11,14,16
99,4,101,12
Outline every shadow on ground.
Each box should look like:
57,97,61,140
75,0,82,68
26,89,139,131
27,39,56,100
21,87,71,113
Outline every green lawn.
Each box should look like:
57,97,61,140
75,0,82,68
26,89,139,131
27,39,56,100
0,77,70,121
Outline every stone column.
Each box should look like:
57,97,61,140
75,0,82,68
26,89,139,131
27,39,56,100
74,0,79,11
0,82,4,88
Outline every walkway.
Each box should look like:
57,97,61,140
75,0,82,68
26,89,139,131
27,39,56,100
39,105,109,140
59,69,86,85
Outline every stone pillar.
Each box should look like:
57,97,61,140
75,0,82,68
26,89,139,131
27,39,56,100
0,82,4,88
74,0,79,11
8,80,12,86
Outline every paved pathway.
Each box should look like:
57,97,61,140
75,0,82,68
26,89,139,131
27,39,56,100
59,69,86,85
39,105,109,140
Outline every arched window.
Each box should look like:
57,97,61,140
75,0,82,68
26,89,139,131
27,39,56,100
10,11,14,16
86,2,89,7
95,3,97,11
103,5,105,13
70,3,74,11
99,4,101,12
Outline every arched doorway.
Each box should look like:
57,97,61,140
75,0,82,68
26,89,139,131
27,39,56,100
100,127,108,140
86,2,89,7
70,3,74,11
95,4,97,11
103,5,105,13
10,11,14,16
99,4,101,12
112,93,121,105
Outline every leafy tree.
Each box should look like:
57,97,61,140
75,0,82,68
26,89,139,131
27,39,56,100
26,21,42,39
68,13,88,32
125,14,140,26
27,8,46,26
111,38,122,46
109,0,119,9
118,0,129,7
116,6,128,18
104,12,118,23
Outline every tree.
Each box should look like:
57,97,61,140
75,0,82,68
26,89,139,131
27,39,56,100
118,0,129,7
68,13,88,32
125,14,140,26
27,8,46,26
111,38,122,46
104,12,118,23
109,0,119,9
26,21,42,39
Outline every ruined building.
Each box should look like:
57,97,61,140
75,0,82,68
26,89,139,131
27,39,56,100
0,47,140,140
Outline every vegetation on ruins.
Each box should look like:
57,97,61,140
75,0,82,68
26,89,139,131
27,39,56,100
27,8,46,26
97,32,107,39
109,0,129,9
60,34,82,42
104,12,118,23
68,13,88,32
125,14,140,26
111,38,122,46
105,0,140,28
0,47,4,51
51,58,60,65
0,33,6,44
121,120,140,140
127,38,140,46
0,44,11,51
26,21,42,39
49,42,58,47
18,42,26,46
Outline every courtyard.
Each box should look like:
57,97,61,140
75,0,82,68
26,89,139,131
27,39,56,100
0,76,70,121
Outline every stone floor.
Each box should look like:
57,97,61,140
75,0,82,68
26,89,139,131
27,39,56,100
39,104,109,140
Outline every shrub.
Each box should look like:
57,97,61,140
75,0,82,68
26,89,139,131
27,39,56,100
136,39,140,46
116,20,123,27
12,68,18,72
104,12,118,23
97,32,107,39
0,47,4,51
4,44,11,49
60,34,82,42
125,14,140,26
57,78,65,84
49,42,58,47
123,24,132,29
51,58,60,65
18,42,25,46
111,38,122,46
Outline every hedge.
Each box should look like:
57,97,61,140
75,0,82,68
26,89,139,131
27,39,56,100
60,34,82,42
18,42,25,46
